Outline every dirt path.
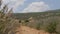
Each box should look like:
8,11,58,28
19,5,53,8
15,25,49,34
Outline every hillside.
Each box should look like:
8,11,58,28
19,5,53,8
13,9,60,20
13,9,60,34
0,0,60,34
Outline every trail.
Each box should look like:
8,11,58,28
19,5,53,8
15,25,49,34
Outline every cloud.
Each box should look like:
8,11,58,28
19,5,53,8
22,1,50,13
2,0,26,10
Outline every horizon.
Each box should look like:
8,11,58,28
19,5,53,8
2,0,60,13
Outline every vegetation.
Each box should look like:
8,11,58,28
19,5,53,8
13,9,60,33
36,23,41,30
0,0,20,34
0,0,60,34
46,20,58,34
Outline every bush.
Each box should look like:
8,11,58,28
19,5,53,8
0,0,20,34
46,21,58,34
36,23,41,30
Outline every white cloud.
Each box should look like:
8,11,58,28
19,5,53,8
2,0,26,10
22,1,50,13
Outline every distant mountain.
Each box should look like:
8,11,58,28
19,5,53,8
13,9,60,20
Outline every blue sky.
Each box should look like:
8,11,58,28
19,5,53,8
3,0,60,13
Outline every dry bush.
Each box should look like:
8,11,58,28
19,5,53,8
0,0,20,34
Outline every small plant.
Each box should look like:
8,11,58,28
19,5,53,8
36,22,43,30
36,23,41,30
46,21,58,34
25,19,29,23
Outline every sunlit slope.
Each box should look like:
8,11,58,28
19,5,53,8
13,9,60,33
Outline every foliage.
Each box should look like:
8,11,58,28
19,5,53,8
13,8,60,33
46,21,58,34
36,23,41,30
0,0,20,34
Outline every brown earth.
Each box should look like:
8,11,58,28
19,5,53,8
15,25,49,34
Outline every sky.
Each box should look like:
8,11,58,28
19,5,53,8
2,0,60,13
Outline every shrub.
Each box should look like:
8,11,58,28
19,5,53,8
46,21,58,34
0,0,20,34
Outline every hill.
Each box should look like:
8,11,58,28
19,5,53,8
13,9,60,20
13,9,60,34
